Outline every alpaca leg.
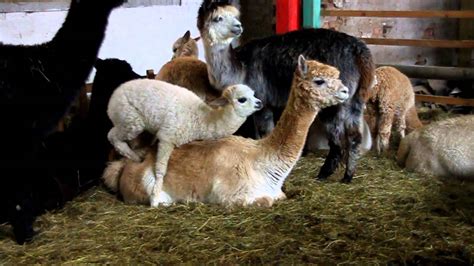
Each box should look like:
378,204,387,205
375,111,394,154
252,196,274,207
316,139,342,180
395,113,407,139
254,107,275,138
107,127,142,162
150,141,174,207
341,121,363,183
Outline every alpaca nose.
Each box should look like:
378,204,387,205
338,86,350,101
340,86,349,95
255,100,263,110
232,24,243,35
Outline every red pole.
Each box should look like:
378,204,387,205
276,0,301,34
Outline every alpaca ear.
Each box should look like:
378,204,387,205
194,36,201,42
208,95,230,107
183,30,191,42
297,55,308,77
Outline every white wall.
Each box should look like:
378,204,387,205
0,1,206,82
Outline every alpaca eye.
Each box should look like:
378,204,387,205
314,79,325,86
238,97,247,103
213,16,223,23
172,48,177,53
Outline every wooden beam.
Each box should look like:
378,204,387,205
415,95,474,106
362,38,474,48
376,64,474,80
321,10,474,19
460,0,474,67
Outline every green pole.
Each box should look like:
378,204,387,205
303,0,321,29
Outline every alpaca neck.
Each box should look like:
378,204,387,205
259,80,319,185
51,2,114,60
202,37,245,91
195,103,244,139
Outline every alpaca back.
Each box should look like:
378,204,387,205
156,57,220,102
368,66,415,117
397,115,474,180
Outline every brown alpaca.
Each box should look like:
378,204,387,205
365,66,423,153
102,56,350,206
397,115,474,180
171,30,200,59
156,30,219,102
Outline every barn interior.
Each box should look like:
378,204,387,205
0,0,473,264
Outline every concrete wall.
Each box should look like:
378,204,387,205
0,1,205,82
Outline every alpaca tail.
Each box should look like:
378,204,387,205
405,105,423,134
355,44,376,102
102,160,126,192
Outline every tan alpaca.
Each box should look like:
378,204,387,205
365,66,423,153
397,115,474,180
102,56,350,206
156,30,220,103
171,30,200,59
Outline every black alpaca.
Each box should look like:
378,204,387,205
197,0,375,183
0,0,124,244
85,58,143,172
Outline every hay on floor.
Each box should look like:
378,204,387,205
1,150,473,264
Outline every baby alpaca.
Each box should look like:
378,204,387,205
171,30,201,59
365,66,422,153
157,30,219,102
107,79,262,206
397,115,474,180
102,56,350,207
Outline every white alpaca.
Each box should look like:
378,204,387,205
397,115,474,180
107,79,262,206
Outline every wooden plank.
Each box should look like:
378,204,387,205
276,0,301,34
321,10,474,19
376,64,474,80
303,0,321,29
363,38,474,48
415,95,474,106
460,0,474,67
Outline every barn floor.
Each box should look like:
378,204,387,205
0,149,473,264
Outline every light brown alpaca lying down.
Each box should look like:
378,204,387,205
365,66,423,153
102,56,350,206
397,115,474,180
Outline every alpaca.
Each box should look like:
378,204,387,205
365,66,423,153
196,0,375,183
107,79,262,206
397,115,474,180
156,31,220,103
83,58,143,176
171,30,201,59
102,56,350,206
0,0,124,244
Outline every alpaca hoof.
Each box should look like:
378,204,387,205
340,177,352,184
10,202,37,245
316,174,328,182
150,196,160,208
